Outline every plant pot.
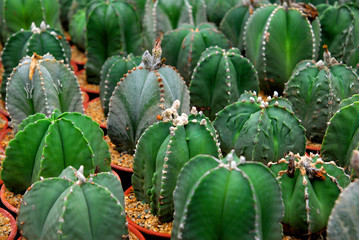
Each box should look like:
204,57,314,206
84,97,106,129
82,90,90,109
70,60,79,74
76,69,100,94
0,113,8,131
0,185,19,214
0,207,17,240
111,164,133,192
0,128,11,154
306,144,321,155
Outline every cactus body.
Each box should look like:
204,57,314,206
268,153,350,235
18,166,127,240
189,46,259,120
172,152,283,240
204,0,244,26
162,23,231,84
68,9,86,51
1,110,111,193
85,0,142,84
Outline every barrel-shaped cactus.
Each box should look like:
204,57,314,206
5,53,83,130
85,0,143,84
132,104,221,222
283,46,359,143
268,152,350,235
107,39,190,153
204,0,244,26
100,54,141,116
68,9,86,51
1,110,111,193
213,91,306,162
162,23,231,84
244,2,321,94
189,46,259,120
172,151,284,240
18,166,127,240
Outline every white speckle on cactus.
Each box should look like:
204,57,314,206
273,91,278,98
274,101,279,107
267,96,272,101
40,21,47,32
249,97,255,103
200,119,207,126
190,106,198,115
257,97,262,103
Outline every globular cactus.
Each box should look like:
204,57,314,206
244,2,321,94
1,22,71,99
268,152,350,235
1,110,111,193
172,150,284,240
213,91,306,162
100,54,141,117
68,9,86,51
126,0,146,21
203,0,243,26
5,53,83,130
162,23,231,84
107,39,190,153
18,166,127,240
283,46,359,143
189,46,259,120
85,0,143,84
132,103,221,223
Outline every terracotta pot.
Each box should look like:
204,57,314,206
111,164,133,192
77,69,100,94
0,185,19,214
305,144,321,155
0,115,9,154
84,97,106,129
0,207,17,240
70,60,79,74
0,113,8,130
82,90,90,109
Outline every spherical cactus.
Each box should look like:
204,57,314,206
172,150,284,240
189,46,259,120
244,2,321,94
1,110,111,193
107,39,190,153
5,53,83,130
161,23,231,84
68,9,86,51
213,91,306,162
132,105,221,222
283,46,359,143
203,0,242,26
18,166,127,240
268,152,350,235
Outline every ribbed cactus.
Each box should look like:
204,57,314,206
283,46,359,143
1,22,71,99
107,39,190,153
204,0,243,26
1,110,111,193
213,91,306,162
126,0,146,19
162,23,231,84
189,46,259,120
172,151,284,240
5,53,83,130
132,104,221,222
244,2,321,94
268,152,350,235
100,54,141,117
18,166,127,240
85,0,143,84
68,9,86,51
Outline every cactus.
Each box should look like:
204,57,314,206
107,39,190,153
244,2,321,94
132,104,221,222
204,0,243,26
68,9,86,51
172,151,284,240
85,0,143,84
1,110,111,193
5,53,83,130
283,46,359,143
189,46,259,120
268,152,350,235
1,22,71,99
162,23,231,84
213,91,306,162
126,0,146,21
100,54,141,117
18,166,127,240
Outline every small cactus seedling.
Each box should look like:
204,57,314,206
1,110,111,193
132,103,221,222
18,166,127,240
283,46,359,143
68,9,86,51
213,91,306,162
189,46,259,120
268,152,350,235
172,151,284,240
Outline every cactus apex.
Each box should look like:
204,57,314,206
75,166,86,185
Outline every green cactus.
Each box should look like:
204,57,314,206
283,46,359,143
204,0,243,26
100,54,141,117
213,91,306,162
189,46,259,120
244,2,321,94
85,0,143,84
126,0,146,20
59,0,73,29
172,151,284,240
107,39,190,153
68,9,86,51
5,53,83,130
268,152,350,235
1,22,71,99
132,105,221,223
18,166,127,240
1,110,111,193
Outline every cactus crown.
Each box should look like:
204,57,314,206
141,37,164,70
